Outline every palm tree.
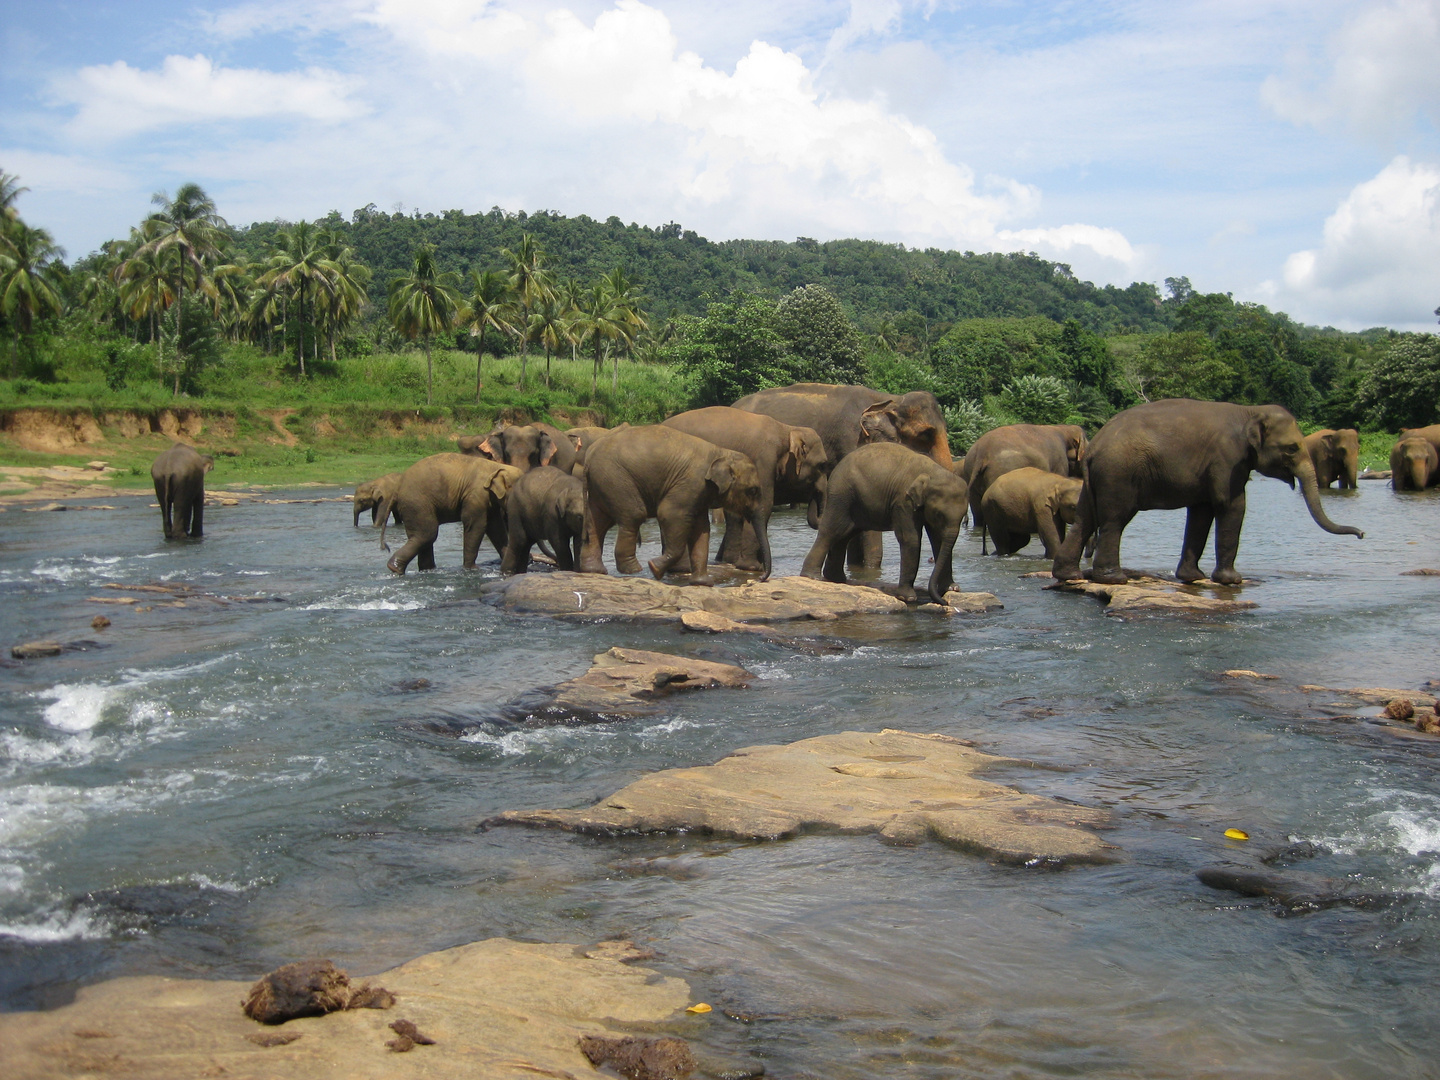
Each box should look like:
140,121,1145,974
461,268,514,401
315,231,370,365
527,291,573,390
130,184,228,395
577,279,626,395
500,233,553,389
1,169,29,223
0,219,66,376
604,267,648,391
258,220,336,376
117,243,176,353
388,242,461,405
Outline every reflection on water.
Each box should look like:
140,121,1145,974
1,479,1438,1076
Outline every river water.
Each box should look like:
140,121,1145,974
1,478,1438,1078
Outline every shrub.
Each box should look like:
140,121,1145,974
1000,375,1072,426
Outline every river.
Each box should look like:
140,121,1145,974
1,478,1437,1078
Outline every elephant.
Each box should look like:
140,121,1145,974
979,467,1083,559
459,422,578,475
960,424,1087,551
578,425,770,584
801,442,969,604
151,443,213,539
353,472,403,527
380,453,521,574
662,406,829,570
734,382,951,568
1399,424,1440,463
500,465,586,574
1051,399,1364,586
1303,428,1359,489
1390,435,1440,491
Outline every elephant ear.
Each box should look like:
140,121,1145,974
474,432,502,460
487,464,520,500
902,473,930,515
705,454,738,495
539,431,558,467
200,456,215,473
859,400,897,444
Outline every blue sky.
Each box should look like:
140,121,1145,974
3,1,1438,329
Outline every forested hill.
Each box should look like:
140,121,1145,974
228,206,1171,335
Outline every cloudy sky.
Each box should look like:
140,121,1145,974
3,0,1438,329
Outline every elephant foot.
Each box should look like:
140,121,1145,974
1089,568,1129,585
1212,568,1243,586
647,558,669,580
616,560,643,575
1051,561,1085,581
1175,564,1205,583
684,576,716,587
896,586,918,604
386,558,404,575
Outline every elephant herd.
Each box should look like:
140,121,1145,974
155,385,1433,596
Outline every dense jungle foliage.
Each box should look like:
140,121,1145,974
3,173,1437,457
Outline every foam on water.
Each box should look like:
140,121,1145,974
301,594,428,611
0,908,111,943
1313,787,1440,896
38,684,121,733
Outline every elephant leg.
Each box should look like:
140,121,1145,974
847,530,884,570
388,521,438,574
1037,513,1065,561
551,528,575,571
926,524,957,601
1088,505,1135,585
892,510,923,603
648,506,695,580
461,510,488,569
418,542,437,571
991,528,1026,557
715,510,744,566
614,520,643,575
579,501,613,575
1211,494,1246,585
189,494,204,538
682,518,715,586
1176,507,1213,583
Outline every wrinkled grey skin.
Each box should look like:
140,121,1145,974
1052,400,1364,586
151,443,214,539
381,453,521,574
960,424,1087,552
802,442,969,604
662,406,829,571
579,425,770,585
501,465,586,574
1390,436,1440,491
979,467,1083,559
734,383,951,569
1303,428,1360,489
353,471,404,527
565,423,628,475
459,422,578,475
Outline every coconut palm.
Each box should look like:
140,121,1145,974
315,231,370,365
500,233,553,389
461,268,514,401
130,184,228,395
0,219,66,376
0,169,29,223
388,242,461,405
577,279,627,395
259,220,336,375
604,267,648,391
527,291,574,390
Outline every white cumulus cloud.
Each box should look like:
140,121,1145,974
1267,156,1440,328
60,54,365,139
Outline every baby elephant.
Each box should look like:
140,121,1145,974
381,453,521,573
501,465,586,574
151,442,214,539
802,442,969,603
980,467,1083,558
353,472,403,527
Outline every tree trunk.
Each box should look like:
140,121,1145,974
612,348,619,392
174,276,185,397
545,346,552,389
475,340,483,402
425,335,433,405
298,281,307,378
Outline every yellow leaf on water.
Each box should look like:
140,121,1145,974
1224,828,1250,840
686,1003,712,1014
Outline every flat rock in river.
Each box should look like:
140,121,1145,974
491,728,1115,865
0,938,689,1080
1045,574,1258,616
548,647,752,713
485,571,907,623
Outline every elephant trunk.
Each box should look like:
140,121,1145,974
750,510,772,582
926,526,959,602
354,503,362,527
1296,457,1364,538
806,475,826,530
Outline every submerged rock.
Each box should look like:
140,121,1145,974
1045,574,1258,616
1196,866,1394,915
0,938,690,1079
490,728,1115,865
485,571,907,624
10,640,62,659
547,648,752,715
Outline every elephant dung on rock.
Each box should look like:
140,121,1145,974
382,453,521,573
980,467,1083,559
579,425,770,585
151,442,214,539
802,442,969,604
1052,399,1363,587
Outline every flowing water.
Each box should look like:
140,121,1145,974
1,479,1438,1078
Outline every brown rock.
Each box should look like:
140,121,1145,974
943,590,1003,613
11,641,62,659
492,729,1115,865
91,615,111,631
1384,698,1416,722
583,940,658,964
1416,709,1440,734
579,1034,697,1080
1299,685,1438,708
548,648,752,714
242,960,353,1024
1401,568,1440,576
1223,669,1278,680
679,610,770,635
1046,574,1258,616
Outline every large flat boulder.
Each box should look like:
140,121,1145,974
0,939,690,1080
548,647,752,714
1045,574,1258,616
485,571,907,623
491,729,1115,865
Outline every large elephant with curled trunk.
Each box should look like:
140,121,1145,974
961,424,1087,551
734,383,951,568
151,443,213,539
459,422,578,475
381,453,521,574
1304,428,1359,489
353,472,403,527
1052,400,1364,586
802,443,969,604
1391,435,1439,491
579,425,770,584
980,467,1083,559
501,465,586,574
662,406,828,570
